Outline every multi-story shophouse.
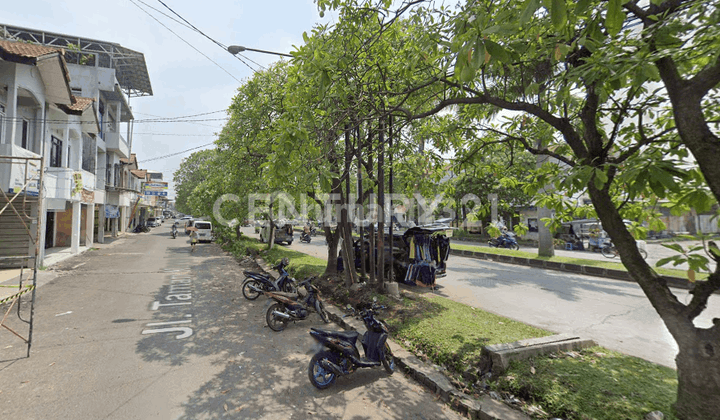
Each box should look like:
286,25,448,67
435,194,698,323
0,24,152,266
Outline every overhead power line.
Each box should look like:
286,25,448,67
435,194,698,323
133,132,218,136
128,0,244,83
155,0,265,72
136,142,216,163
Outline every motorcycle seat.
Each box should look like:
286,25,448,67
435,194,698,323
267,291,298,299
311,327,360,341
243,270,269,279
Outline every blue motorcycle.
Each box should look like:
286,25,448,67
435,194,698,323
488,231,520,250
241,257,296,300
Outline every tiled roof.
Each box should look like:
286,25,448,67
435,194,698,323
56,95,94,114
0,39,64,59
120,154,137,164
131,169,147,179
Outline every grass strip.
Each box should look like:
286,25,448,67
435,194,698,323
223,235,679,419
384,295,552,373
223,236,327,279
491,346,678,419
451,243,707,281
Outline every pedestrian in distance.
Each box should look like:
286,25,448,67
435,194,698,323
189,227,198,252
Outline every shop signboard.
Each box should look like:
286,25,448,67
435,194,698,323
143,182,168,196
105,205,120,219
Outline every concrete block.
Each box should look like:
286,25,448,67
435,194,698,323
485,334,596,374
583,266,606,276
477,395,531,420
562,263,582,273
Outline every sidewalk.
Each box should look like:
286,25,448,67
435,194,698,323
0,234,128,302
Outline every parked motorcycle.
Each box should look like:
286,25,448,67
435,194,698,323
265,276,329,331
307,300,395,389
601,240,648,259
300,231,312,243
488,231,520,250
133,224,150,233
241,257,297,300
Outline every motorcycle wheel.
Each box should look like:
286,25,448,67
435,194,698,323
601,245,617,259
382,343,395,374
308,351,337,389
282,280,296,293
315,300,330,323
511,243,520,251
266,303,288,332
639,248,648,259
242,279,262,300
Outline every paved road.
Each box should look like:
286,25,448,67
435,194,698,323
253,228,720,368
0,224,461,420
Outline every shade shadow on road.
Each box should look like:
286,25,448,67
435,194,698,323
135,244,460,420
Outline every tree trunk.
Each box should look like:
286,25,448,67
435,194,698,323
267,201,275,251
324,226,340,275
675,331,720,420
377,117,385,287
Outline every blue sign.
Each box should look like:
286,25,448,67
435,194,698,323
105,205,120,219
144,191,168,196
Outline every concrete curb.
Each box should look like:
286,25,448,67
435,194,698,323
450,248,693,290
252,255,530,420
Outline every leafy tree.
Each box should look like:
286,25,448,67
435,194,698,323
317,0,720,417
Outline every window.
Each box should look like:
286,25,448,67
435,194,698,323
21,119,29,149
98,101,105,140
106,154,111,185
50,136,62,167
0,104,5,144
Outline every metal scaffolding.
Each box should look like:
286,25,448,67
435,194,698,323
0,155,44,358
0,23,153,98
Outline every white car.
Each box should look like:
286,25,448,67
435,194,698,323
193,221,213,243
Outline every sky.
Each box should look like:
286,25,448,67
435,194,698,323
3,0,336,199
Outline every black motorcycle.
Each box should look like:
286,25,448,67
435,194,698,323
241,257,296,300
171,225,177,239
133,224,150,233
488,231,520,250
307,301,395,389
300,231,311,243
265,276,329,331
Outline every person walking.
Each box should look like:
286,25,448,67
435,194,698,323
189,228,198,252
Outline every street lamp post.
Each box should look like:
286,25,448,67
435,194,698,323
227,45,292,58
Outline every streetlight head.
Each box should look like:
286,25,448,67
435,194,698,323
227,45,246,55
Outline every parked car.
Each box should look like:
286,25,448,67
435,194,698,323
260,221,293,245
147,217,160,227
194,221,213,243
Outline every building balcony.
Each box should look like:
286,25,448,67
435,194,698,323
105,130,130,159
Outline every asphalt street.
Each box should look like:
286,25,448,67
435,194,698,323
0,224,462,420
265,228,720,368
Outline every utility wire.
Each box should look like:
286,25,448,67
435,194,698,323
134,0,195,30
155,0,265,72
136,142,216,163
133,132,218,136
2,117,228,124
133,109,227,120
128,0,243,83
